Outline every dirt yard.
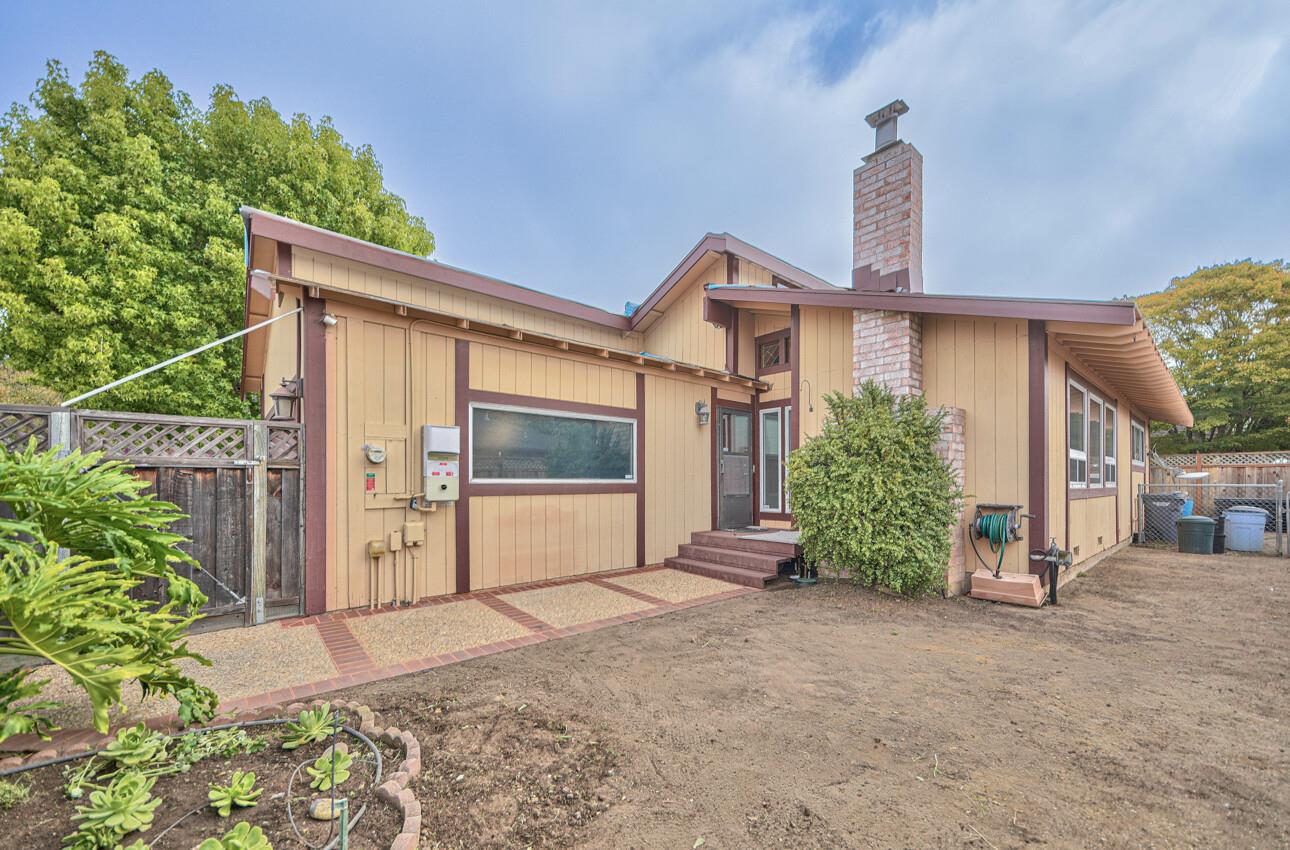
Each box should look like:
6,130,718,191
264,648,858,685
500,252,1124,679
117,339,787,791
339,546,1288,849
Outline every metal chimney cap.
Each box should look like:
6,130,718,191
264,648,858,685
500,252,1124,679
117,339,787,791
864,99,909,128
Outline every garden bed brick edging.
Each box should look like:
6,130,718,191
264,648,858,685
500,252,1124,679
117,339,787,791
0,697,424,850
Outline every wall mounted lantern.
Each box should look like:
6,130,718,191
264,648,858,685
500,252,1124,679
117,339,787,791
268,377,301,421
695,400,711,426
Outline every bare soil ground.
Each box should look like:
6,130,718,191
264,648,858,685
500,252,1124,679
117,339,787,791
339,545,1288,849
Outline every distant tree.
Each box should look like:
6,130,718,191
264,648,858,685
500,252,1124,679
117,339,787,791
0,363,60,405
1137,261,1290,453
0,52,434,417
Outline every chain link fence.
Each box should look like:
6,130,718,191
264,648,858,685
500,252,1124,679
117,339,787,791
1137,479,1286,556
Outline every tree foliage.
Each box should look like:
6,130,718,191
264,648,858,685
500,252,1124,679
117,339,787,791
0,52,434,416
787,382,962,596
1137,260,1290,452
0,440,217,741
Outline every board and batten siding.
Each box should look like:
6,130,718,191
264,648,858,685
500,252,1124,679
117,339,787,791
641,256,728,371
645,375,714,564
294,247,640,351
796,307,852,441
923,316,1030,575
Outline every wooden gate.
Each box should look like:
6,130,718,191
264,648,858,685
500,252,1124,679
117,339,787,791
0,405,303,631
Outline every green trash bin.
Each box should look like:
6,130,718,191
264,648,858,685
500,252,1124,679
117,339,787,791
1176,515,1216,555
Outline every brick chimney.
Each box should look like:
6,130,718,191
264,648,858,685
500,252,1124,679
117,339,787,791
852,100,922,293
852,100,924,398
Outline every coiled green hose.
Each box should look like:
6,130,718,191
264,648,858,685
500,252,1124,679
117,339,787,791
974,512,1012,576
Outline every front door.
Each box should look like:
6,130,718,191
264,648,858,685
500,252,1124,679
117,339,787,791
717,407,753,529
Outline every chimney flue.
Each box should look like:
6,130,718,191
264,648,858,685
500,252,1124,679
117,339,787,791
853,99,922,293
865,99,909,153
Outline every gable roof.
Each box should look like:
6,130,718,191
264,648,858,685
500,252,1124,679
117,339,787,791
240,208,834,334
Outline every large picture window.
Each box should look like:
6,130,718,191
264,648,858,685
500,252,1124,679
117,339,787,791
470,403,635,482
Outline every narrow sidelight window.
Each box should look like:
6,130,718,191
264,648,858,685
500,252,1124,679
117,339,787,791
760,408,781,512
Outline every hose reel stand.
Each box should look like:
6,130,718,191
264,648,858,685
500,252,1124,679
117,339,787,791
969,503,1032,578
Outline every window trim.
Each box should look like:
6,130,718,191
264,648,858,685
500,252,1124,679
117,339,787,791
468,400,637,484
754,329,791,377
1067,371,1120,496
1104,403,1117,486
759,407,783,513
1087,391,1104,488
1130,418,1147,467
1068,379,1088,489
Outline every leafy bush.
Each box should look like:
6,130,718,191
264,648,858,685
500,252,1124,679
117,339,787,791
0,441,217,740
209,770,262,817
786,382,963,596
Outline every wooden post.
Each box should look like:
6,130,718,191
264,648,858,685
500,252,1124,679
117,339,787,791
249,422,268,625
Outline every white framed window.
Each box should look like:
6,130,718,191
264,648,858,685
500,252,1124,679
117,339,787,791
1088,393,1103,487
1105,404,1117,485
1068,381,1087,487
1131,419,1146,465
469,402,635,483
759,405,792,513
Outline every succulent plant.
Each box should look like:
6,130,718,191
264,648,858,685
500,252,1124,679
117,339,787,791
306,749,352,791
195,821,273,850
281,702,340,750
101,724,168,770
208,770,263,817
64,772,161,849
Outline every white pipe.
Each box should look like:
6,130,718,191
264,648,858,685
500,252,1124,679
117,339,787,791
61,307,303,408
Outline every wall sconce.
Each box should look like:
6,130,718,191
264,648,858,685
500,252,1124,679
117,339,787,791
695,400,710,426
268,377,301,421
800,379,815,413
321,312,338,327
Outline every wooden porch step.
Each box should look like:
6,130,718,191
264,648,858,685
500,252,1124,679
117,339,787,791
664,557,779,588
689,531,799,557
676,544,789,572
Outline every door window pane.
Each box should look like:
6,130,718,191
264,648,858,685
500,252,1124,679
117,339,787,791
471,404,634,481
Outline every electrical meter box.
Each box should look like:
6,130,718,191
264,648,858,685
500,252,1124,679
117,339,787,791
421,425,461,502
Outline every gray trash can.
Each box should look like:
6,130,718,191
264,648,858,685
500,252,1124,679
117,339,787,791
1143,493,1186,543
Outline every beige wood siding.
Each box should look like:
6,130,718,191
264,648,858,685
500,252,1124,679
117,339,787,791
797,307,852,441
737,258,773,286
924,316,1030,574
469,494,636,590
468,341,636,407
645,375,714,563
641,256,727,369
261,285,301,417
294,247,640,351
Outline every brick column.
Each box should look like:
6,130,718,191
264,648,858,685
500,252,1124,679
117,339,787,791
852,309,923,396
935,406,968,594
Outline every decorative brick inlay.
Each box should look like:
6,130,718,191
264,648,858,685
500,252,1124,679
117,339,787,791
316,619,376,675
476,593,555,633
853,141,923,293
588,576,668,607
936,407,968,595
853,309,923,396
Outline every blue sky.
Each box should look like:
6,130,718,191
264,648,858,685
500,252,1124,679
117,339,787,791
2,0,1287,313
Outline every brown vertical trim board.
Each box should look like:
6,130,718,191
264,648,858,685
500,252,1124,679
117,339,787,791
635,373,646,567
789,305,801,451
301,289,328,615
454,339,472,593
1064,361,1070,554
709,387,719,531
1027,320,1048,578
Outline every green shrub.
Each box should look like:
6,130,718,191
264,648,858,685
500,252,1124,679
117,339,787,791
787,382,963,596
0,441,218,740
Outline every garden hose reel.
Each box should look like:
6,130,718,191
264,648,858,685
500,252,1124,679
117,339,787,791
969,503,1033,578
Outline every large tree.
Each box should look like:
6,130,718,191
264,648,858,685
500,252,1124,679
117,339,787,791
1137,260,1290,452
0,52,433,416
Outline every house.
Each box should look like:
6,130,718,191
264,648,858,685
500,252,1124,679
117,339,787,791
239,100,1190,616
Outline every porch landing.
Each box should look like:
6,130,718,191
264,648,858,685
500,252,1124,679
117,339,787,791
665,529,801,588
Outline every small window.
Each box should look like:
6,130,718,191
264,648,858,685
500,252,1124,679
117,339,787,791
755,330,790,376
470,403,635,482
1069,382,1087,487
1088,395,1103,487
1105,404,1117,485
1131,419,1146,465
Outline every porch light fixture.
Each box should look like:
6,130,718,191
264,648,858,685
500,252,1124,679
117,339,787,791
321,312,338,327
695,401,710,426
268,377,302,421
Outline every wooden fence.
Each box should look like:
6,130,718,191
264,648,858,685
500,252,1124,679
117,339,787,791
0,404,303,631
1150,450,1290,488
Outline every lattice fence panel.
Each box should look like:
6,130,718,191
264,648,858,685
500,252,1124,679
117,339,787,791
0,409,50,452
1157,451,1290,468
267,425,301,464
79,415,248,465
